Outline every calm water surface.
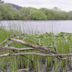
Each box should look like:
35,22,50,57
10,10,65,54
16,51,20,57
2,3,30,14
0,20,72,34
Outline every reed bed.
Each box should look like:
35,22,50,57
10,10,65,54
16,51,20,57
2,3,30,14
0,28,72,72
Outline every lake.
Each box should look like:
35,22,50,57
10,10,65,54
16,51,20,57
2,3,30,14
0,20,72,34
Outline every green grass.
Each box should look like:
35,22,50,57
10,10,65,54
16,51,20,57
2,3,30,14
0,28,72,72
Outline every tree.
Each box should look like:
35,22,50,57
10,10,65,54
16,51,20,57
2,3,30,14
0,4,21,20
31,9,47,20
40,8,69,20
0,3,72,20
68,11,72,19
0,11,3,19
19,7,32,20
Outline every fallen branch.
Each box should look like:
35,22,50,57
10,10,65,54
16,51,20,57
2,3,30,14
17,68,29,72
10,38,63,59
10,38,53,53
0,52,72,58
0,47,34,51
12,52,72,57
0,53,10,57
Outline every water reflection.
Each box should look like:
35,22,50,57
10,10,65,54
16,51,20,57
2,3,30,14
0,20,72,34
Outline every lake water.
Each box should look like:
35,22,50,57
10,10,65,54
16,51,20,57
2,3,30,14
0,20,72,34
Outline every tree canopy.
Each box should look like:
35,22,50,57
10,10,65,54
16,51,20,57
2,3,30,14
0,3,72,20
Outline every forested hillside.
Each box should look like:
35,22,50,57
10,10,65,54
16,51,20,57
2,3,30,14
0,2,72,20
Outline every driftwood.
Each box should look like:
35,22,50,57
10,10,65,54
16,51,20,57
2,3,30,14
0,38,71,60
10,38,55,53
10,38,62,59
0,47,34,51
0,52,72,58
0,53,10,57
0,38,56,54
17,68,29,72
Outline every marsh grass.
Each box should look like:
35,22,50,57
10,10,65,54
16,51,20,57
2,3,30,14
0,28,72,72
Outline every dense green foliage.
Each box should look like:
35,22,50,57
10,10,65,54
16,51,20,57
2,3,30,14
0,3,72,20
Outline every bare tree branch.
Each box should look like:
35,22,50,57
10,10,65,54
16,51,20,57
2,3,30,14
10,38,52,53
0,47,34,51
0,52,72,58
17,68,29,72
10,38,63,59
